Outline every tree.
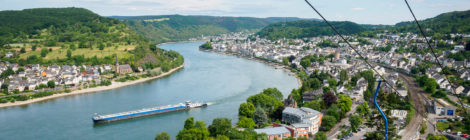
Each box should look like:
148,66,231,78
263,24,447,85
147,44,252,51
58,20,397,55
363,90,372,101
289,89,302,104
321,115,337,131
20,47,26,53
40,48,48,57
208,118,231,137
199,42,212,50
322,91,337,108
47,80,55,88
239,102,256,118
261,88,283,101
177,119,210,140
289,55,296,62
466,42,470,51
350,115,362,132
314,132,327,140
328,78,338,90
340,69,348,84
67,49,72,59
237,117,255,128
184,117,195,130
247,93,283,113
253,107,267,128
431,90,447,98
69,43,76,50
365,131,384,140
195,120,207,128
32,45,37,51
98,43,105,50
0,68,15,79
304,100,322,111
38,84,48,89
356,101,371,117
155,132,170,140
424,78,438,94
338,94,352,113
310,78,322,90
327,104,341,121
300,57,311,69
426,134,447,140
282,57,289,65
211,135,229,140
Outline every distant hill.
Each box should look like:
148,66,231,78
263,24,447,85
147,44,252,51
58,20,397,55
0,8,182,68
256,20,366,40
111,15,307,44
390,10,470,35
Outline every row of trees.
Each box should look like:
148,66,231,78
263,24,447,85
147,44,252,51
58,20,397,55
155,117,268,140
300,54,328,69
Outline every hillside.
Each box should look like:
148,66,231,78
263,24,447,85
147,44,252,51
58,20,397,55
256,20,366,40
390,10,470,35
111,15,306,44
0,8,182,68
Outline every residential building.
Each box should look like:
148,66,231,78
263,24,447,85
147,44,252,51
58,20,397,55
282,107,322,135
254,127,291,140
286,123,310,138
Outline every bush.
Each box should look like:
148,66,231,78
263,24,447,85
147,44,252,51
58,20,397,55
100,80,112,86
13,95,29,101
0,98,7,103
117,76,139,82
31,91,55,98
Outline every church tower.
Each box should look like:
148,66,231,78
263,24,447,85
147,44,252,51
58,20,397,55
115,55,120,73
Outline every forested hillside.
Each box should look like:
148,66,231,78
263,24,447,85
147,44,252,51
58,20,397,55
111,15,305,44
256,20,366,40
255,10,470,40
390,10,470,35
0,8,182,68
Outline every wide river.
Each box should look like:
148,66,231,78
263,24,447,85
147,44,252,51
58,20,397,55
0,42,299,139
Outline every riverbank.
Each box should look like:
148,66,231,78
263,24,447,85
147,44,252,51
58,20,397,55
203,50,303,88
0,64,184,108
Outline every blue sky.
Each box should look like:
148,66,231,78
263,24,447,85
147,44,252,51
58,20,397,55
1,0,469,25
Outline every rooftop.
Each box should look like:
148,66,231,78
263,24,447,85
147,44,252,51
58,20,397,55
254,127,290,135
283,107,321,119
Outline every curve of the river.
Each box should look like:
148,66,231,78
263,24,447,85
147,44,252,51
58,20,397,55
0,42,299,139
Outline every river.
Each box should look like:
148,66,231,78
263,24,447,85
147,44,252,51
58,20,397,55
0,42,299,139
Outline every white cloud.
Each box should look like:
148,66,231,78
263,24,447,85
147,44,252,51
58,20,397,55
351,7,365,11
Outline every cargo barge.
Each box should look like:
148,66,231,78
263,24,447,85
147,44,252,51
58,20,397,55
92,101,207,123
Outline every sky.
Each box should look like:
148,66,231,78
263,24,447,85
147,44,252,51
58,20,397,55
1,0,469,25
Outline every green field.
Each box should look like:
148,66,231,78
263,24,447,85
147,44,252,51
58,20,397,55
18,43,136,60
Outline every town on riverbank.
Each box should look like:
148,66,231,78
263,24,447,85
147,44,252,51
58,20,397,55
190,31,470,140
0,53,184,107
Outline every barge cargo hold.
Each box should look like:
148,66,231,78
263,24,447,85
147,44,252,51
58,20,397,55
92,101,207,123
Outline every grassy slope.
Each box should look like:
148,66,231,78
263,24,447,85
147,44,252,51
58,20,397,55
0,8,176,66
